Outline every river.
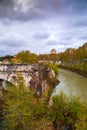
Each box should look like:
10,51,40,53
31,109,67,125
54,69,87,100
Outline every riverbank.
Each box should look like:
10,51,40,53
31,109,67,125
0,64,87,130
0,63,59,130
58,65,87,78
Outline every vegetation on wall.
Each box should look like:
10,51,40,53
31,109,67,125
46,63,58,75
48,92,87,130
0,82,87,130
3,78,47,130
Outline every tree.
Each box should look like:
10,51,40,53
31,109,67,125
13,50,38,64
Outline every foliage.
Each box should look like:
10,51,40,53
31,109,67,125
48,92,87,129
58,43,87,73
39,53,59,62
0,55,13,62
3,77,47,130
12,50,38,64
39,43,87,73
1,78,87,130
46,63,58,75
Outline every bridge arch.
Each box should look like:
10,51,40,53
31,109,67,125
0,79,15,89
0,64,37,87
0,71,32,87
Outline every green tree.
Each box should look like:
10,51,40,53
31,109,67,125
15,50,38,64
46,63,58,75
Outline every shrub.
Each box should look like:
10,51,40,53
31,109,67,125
46,63,58,75
48,92,87,130
3,78,47,130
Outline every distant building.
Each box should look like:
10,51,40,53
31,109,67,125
50,49,57,54
1,59,10,64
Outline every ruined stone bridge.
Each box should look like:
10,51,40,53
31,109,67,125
0,63,59,98
0,64,38,86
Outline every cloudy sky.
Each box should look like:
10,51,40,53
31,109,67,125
0,0,87,56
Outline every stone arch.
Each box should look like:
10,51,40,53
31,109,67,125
0,71,32,87
0,72,18,87
0,78,15,90
0,64,33,87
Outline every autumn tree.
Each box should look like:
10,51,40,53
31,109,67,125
13,50,38,64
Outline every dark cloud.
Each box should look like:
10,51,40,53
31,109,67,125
0,0,15,7
0,49,12,56
60,42,69,45
31,0,61,12
16,9,45,22
0,0,87,22
0,0,87,55
72,17,87,28
69,0,87,12
78,35,87,40
0,0,46,22
60,0,87,15
0,0,16,18
1,40,25,47
0,35,26,48
46,40,58,46
0,38,28,56
65,13,87,30
34,32,49,39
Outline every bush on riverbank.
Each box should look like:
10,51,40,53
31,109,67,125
3,79,48,130
70,62,87,72
48,92,87,130
58,63,87,77
46,63,58,75
1,81,87,130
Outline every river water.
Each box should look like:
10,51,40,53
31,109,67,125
54,69,87,100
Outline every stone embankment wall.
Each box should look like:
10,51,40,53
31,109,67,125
29,63,59,97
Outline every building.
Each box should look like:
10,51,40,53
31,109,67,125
50,49,57,54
